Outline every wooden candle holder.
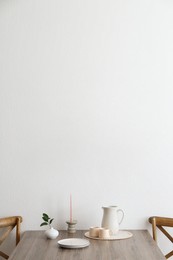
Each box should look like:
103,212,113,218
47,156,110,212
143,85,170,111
66,220,77,233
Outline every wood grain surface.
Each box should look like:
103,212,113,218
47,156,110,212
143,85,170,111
8,230,165,260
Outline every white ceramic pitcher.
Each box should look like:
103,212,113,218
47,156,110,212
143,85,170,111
101,206,124,235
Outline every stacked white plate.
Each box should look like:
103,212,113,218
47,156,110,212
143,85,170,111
58,238,90,249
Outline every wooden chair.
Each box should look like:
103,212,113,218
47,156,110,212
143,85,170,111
149,216,173,259
0,216,22,259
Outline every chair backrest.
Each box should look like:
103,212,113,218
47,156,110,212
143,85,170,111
0,216,22,259
149,216,173,259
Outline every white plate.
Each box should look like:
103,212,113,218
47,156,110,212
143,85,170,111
58,238,90,249
85,230,133,240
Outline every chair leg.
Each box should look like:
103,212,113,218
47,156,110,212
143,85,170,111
165,250,173,259
151,218,157,242
16,217,20,245
0,251,9,259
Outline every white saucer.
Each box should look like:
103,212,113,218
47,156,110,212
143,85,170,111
85,230,133,240
58,238,90,249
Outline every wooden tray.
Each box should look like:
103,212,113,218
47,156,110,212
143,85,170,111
84,230,133,240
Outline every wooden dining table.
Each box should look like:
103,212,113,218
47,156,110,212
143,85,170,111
8,230,165,260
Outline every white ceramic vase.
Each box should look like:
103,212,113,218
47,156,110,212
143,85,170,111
45,227,59,239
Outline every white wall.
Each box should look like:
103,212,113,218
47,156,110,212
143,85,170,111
1,0,173,255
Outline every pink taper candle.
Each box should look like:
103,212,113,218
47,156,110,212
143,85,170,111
70,194,72,222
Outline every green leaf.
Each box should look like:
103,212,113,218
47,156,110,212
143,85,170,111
40,222,48,227
43,213,49,218
42,216,49,222
49,218,54,224
43,213,50,219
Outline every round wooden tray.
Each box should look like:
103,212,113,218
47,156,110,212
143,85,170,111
84,230,133,241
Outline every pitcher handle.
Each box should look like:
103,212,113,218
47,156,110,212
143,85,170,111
117,209,124,225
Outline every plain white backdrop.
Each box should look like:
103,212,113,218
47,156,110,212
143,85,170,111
1,0,173,256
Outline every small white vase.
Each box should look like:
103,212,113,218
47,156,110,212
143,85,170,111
45,227,59,239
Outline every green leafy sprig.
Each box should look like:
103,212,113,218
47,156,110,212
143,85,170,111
40,213,54,228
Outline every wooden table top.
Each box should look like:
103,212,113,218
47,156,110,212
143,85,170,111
9,230,165,260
